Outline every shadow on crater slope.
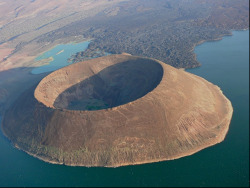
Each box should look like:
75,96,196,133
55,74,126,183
54,60,163,110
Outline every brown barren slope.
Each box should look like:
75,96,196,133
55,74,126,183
2,54,233,167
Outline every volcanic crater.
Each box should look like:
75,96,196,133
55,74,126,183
52,59,163,111
2,54,233,167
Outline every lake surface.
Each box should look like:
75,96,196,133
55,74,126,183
0,30,249,187
31,41,90,74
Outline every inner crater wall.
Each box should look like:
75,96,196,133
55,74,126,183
53,59,163,110
34,55,163,109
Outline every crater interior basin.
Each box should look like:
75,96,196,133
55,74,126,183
51,59,163,110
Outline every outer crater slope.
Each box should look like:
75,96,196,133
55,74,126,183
2,54,233,167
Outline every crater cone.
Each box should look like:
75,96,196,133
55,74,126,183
2,54,233,167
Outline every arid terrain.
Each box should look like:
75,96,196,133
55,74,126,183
0,0,248,113
0,0,248,71
0,0,247,167
2,54,233,167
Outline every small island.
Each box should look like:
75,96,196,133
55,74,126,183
2,54,233,167
56,49,64,55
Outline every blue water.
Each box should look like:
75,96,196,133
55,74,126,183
0,30,249,187
31,41,91,74
186,30,249,186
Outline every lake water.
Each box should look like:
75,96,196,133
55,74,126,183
31,41,91,74
0,30,249,187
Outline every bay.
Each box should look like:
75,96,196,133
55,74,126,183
31,41,91,74
0,30,248,187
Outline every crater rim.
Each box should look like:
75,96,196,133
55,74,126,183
34,54,164,111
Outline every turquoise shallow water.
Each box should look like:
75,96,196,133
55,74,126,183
31,41,90,74
0,30,249,187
